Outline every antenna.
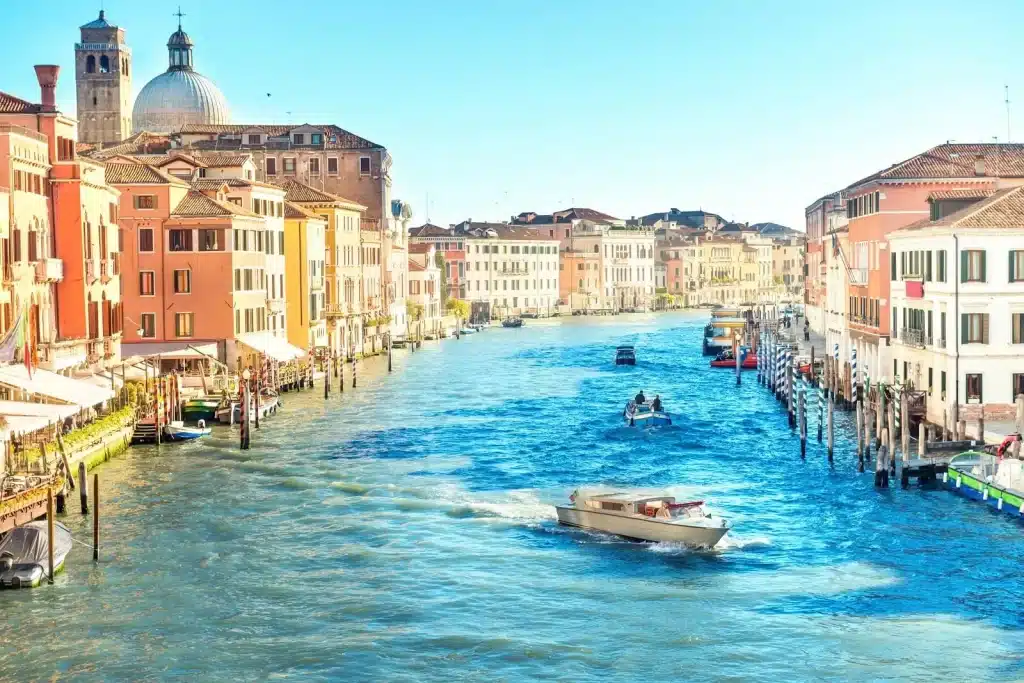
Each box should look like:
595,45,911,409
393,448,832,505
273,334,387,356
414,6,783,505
1006,85,1012,142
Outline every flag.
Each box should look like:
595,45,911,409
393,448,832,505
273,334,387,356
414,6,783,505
23,307,32,379
569,489,578,503
0,308,23,364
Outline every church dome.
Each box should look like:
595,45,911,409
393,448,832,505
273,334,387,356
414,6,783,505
131,22,228,133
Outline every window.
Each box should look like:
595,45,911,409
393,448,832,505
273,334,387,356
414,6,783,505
928,367,934,395
173,269,191,294
309,157,320,175
327,157,338,175
940,311,946,344
137,228,154,252
359,156,371,175
169,229,192,252
1014,313,1024,344
961,249,986,282
293,134,305,144
86,55,96,73
283,158,296,174
311,133,322,145
199,229,222,251
134,195,156,210
925,251,933,282
1014,373,1024,401
140,313,156,338
1011,251,1024,282
966,373,983,403
937,250,947,282
266,158,277,176
99,55,110,73
961,313,989,344
174,312,194,338
139,271,155,296
247,134,261,145
941,371,947,399
890,252,897,281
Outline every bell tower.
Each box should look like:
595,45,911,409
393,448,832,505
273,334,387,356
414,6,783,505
75,10,132,145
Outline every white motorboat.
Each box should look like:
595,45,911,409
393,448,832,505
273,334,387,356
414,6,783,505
623,400,671,427
555,490,730,547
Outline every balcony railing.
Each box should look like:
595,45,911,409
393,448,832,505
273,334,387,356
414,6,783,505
324,303,348,318
266,298,286,313
936,337,946,349
310,275,324,291
900,327,930,349
849,268,868,285
35,258,63,282
496,268,530,276
85,259,98,284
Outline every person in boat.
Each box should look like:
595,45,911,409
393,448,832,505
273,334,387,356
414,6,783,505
651,395,663,412
635,390,646,405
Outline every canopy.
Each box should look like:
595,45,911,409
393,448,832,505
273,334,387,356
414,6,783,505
0,366,114,408
236,333,306,362
0,400,80,420
0,521,72,565
121,341,220,360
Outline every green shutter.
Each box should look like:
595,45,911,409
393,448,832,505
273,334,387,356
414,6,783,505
891,252,897,281
1012,251,1017,283
980,251,987,281
961,313,968,344
960,250,968,282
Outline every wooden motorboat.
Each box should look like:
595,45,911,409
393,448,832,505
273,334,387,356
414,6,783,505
182,396,223,423
709,350,757,369
623,399,671,427
945,450,1024,518
501,318,523,328
615,345,636,366
162,420,212,442
556,490,730,547
0,520,73,588
217,393,280,424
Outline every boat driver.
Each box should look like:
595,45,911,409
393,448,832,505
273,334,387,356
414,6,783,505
651,395,663,412
635,390,646,405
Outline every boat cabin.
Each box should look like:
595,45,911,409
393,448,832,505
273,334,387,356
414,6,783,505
581,492,703,519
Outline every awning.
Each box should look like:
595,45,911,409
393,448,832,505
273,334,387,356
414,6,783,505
236,333,306,362
0,414,59,440
0,400,81,420
121,341,220,360
0,366,115,408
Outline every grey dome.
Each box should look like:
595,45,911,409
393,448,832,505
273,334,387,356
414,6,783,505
132,69,229,133
168,29,194,47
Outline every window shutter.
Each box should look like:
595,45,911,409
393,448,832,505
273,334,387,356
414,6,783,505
891,252,897,281
960,250,968,282
983,314,990,344
926,251,933,281
981,251,987,281
961,313,968,344
901,252,906,277
1011,251,1017,283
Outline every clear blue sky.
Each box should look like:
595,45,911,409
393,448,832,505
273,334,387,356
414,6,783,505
3,0,1021,229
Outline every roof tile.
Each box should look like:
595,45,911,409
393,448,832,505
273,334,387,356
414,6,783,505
171,190,260,218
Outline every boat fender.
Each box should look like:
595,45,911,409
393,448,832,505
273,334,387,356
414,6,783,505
197,419,206,430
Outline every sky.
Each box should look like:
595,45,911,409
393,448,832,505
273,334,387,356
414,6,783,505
3,0,1023,229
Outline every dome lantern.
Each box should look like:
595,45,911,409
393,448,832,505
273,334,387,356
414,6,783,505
167,9,194,70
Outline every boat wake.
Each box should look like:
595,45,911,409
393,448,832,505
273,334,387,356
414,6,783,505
444,490,557,524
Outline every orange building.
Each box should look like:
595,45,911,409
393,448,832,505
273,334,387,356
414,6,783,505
0,65,123,373
840,143,1024,383
559,250,602,311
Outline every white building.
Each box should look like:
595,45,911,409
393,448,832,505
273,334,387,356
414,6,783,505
407,244,442,338
571,225,656,310
456,221,560,317
889,186,1024,428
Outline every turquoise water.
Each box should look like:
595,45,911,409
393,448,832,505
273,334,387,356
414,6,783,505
3,312,1023,682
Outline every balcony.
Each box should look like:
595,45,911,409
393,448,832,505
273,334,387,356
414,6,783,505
85,259,99,284
936,337,946,349
100,258,114,283
900,327,930,349
310,275,324,291
103,337,115,359
496,268,530,277
266,298,286,313
35,258,63,282
324,303,348,319
849,268,868,285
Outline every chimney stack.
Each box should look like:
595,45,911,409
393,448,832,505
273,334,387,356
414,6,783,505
34,65,60,112
974,154,986,177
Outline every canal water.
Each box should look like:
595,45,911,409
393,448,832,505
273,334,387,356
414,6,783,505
3,312,1023,682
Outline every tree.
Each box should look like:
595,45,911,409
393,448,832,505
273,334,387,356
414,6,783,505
435,251,449,307
406,299,424,321
446,299,469,322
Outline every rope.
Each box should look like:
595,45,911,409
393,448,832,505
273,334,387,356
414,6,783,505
68,533,95,550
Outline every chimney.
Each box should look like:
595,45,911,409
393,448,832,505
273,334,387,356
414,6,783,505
974,155,986,176
34,65,60,112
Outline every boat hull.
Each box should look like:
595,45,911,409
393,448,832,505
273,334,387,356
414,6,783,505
182,401,220,422
945,464,1024,519
555,507,728,547
710,357,757,369
625,411,671,427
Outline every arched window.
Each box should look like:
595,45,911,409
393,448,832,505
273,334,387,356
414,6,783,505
593,244,599,253
99,55,110,73
86,55,96,73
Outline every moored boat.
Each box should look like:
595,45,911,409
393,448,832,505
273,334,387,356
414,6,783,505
181,396,223,423
615,345,636,366
945,450,1024,518
0,520,73,588
709,349,757,369
216,393,281,424
162,420,212,442
555,490,730,547
501,317,523,328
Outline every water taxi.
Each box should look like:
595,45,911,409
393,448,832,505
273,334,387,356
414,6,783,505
615,345,636,366
162,420,212,442
556,490,730,547
703,319,747,356
501,317,523,328
945,449,1024,518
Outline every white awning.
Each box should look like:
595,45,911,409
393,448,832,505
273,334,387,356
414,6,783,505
121,342,220,360
0,400,81,420
0,414,58,440
0,366,115,408
236,333,306,362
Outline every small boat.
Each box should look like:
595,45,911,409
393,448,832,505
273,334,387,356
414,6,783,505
459,326,477,335
555,490,730,547
615,345,636,366
623,399,671,427
945,450,1024,518
182,397,223,423
709,350,757,369
0,520,73,588
216,393,281,424
501,317,523,328
162,420,212,442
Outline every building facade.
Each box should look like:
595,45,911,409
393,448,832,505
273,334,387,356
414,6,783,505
75,11,133,145
407,244,442,339
283,202,327,351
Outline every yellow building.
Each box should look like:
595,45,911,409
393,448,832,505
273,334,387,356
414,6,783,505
276,179,366,357
283,202,328,351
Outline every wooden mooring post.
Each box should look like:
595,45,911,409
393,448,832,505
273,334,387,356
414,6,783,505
919,422,927,459
798,384,807,458
862,407,872,473
827,395,835,462
855,400,864,470
352,359,358,388
47,489,55,584
79,461,88,515
734,336,741,387
817,385,824,443
900,397,910,463
978,405,986,444
93,473,99,561
324,354,331,400
875,428,890,488
787,355,796,428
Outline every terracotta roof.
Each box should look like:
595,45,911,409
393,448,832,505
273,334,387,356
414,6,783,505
453,221,560,242
552,207,621,223
408,259,426,272
0,91,41,114
105,162,188,186
76,142,97,154
191,177,285,192
408,243,433,254
927,188,995,201
283,201,322,220
176,123,383,150
849,143,1024,189
161,151,251,168
171,190,260,218
409,223,452,237
273,178,364,208
87,131,173,160
897,186,1024,232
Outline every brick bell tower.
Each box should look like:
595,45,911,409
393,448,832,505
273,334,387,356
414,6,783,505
75,10,132,145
